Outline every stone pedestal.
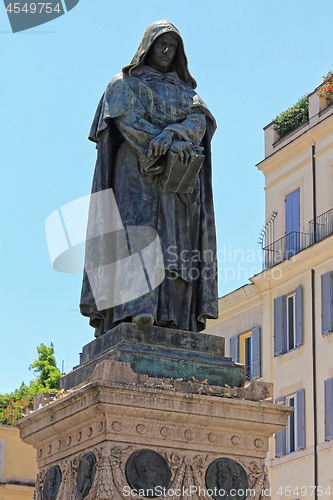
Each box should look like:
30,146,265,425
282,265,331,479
17,355,291,500
60,324,245,390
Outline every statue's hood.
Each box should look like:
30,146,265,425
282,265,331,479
122,20,197,89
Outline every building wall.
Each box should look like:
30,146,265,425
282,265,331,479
0,425,37,500
206,92,333,496
260,94,333,246
206,284,263,356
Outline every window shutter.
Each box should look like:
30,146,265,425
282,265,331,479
293,188,300,232
275,397,285,457
296,389,305,451
251,326,261,379
324,378,333,441
285,189,300,255
230,335,239,363
321,272,333,335
285,188,300,233
274,296,284,356
285,192,293,235
295,285,303,346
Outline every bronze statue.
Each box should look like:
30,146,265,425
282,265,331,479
205,458,248,500
42,466,61,500
80,20,218,336
76,452,96,499
125,450,171,496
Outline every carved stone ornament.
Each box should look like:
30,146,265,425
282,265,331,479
125,449,171,497
32,448,271,500
33,469,47,500
205,458,248,500
42,466,62,500
237,459,271,500
57,456,80,500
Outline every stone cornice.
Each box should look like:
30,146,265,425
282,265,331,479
17,380,290,454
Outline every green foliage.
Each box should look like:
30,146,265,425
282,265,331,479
0,343,61,425
30,343,61,390
274,95,309,139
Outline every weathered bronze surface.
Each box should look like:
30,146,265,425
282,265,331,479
80,20,218,337
59,323,246,391
42,465,61,500
76,452,96,499
125,449,171,496
205,458,249,500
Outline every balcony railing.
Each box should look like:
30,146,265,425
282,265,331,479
309,207,333,245
263,231,310,270
261,207,333,270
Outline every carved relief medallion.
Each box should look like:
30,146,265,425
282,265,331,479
125,449,171,497
76,452,97,499
42,466,62,500
205,458,248,500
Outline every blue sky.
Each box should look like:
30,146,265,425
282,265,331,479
0,0,331,393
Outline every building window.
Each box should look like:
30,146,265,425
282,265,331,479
230,326,261,380
321,272,333,335
244,334,252,380
239,331,252,380
286,394,296,453
324,378,333,441
274,286,302,356
275,389,305,457
286,292,296,350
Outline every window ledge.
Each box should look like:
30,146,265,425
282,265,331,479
267,445,311,467
323,332,333,342
275,345,303,364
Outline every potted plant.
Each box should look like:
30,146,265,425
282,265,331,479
273,95,309,139
317,71,333,103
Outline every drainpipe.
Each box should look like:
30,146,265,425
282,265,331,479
311,268,318,500
312,145,317,243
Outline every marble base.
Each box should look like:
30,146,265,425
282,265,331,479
17,360,292,500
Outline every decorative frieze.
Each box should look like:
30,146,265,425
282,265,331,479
35,423,269,461
33,447,271,500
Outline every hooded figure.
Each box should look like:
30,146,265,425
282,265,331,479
80,20,218,336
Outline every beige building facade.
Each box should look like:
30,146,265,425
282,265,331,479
0,424,37,500
206,89,333,496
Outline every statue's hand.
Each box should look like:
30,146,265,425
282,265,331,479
169,141,196,164
148,130,174,158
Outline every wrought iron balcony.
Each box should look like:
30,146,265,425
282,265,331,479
261,207,333,271
309,207,333,245
263,231,310,270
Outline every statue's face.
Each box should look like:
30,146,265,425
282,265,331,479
216,467,232,491
48,470,57,490
145,33,178,74
81,460,92,480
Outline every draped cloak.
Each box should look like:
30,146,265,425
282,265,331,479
80,20,218,334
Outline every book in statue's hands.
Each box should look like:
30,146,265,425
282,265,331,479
161,149,205,194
